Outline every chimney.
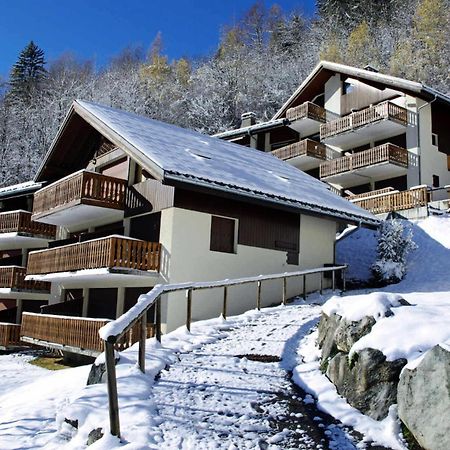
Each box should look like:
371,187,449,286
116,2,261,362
240,112,257,128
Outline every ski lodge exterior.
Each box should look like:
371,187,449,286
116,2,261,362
217,61,450,217
0,99,376,354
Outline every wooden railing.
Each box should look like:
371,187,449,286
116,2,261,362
20,312,154,355
32,170,127,218
99,264,348,438
320,144,408,179
27,236,161,275
320,101,408,140
271,139,327,161
347,187,395,201
286,101,326,123
0,266,50,291
350,186,428,214
0,322,21,348
0,210,56,238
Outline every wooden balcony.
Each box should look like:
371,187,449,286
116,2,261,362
286,102,327,136
32,170,127,227
0,210,56,250
21,312,154,356
320,102,408,150
0,322,21,349
350,186,428,215
271,139,327,170
26,236,161,278
0,266,50,292
320,143,408,188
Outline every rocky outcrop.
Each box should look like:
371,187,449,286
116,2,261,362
86,354,120,385
326,349,406,420
397,344,450,450
318,310,407,420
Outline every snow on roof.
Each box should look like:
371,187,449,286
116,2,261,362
74,100,378,225
0,180,43,199
272,60,450,120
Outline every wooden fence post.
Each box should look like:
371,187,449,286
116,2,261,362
320,272,323,295
282,277,287,305
138,314,146,373
155,296,161,343
342,268,346,292
105,341,120,438
222,286,228,319
256,281,262,310
332,270,336,292
302,274,306,300
186,289,192,332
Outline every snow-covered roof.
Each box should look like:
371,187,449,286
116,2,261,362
43,100,378,225
273,61,450,120
0,180,43,199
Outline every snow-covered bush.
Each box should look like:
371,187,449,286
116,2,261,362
372,219,417,284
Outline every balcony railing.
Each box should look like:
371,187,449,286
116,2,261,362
320,101,408,140
32,170,127,219
27,236,161,275
320,144,408,179
0,266,50,291
286,102,327,123
21,312,155,355
0,210,56,238
350,186,428,214
271,139,327,162
346,187,395,201
0,323,21,349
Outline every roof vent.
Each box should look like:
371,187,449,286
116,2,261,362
240,112,257,128
364,65,379,73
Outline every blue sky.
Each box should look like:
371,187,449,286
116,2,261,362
0,0,316,78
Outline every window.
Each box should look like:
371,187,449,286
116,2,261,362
432,133,439,147
210,216,236,253
433,174,440,188
343,82,354,95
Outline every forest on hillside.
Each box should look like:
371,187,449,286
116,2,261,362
0,0,449,187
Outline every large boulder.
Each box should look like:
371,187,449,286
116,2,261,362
397,344,450,450
326,348,406,420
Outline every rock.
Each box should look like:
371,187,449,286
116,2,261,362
397,344,450,450
326,348,406,420
334,316,376,353
87,427,104,445
317,313,340,363
86,355,120,385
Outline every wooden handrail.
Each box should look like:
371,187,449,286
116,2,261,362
32,170,127,218
347,187,395,201
286,102,327,123
27,236,161,275
20,312,154,355
0,266,50,291
351,186,428,214
0,210,56,238
320,101,408,140
320,143,408,179
271,139,327,161
99,264,348,438
0,322,21,348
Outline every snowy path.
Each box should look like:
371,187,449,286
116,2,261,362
148,304,357,449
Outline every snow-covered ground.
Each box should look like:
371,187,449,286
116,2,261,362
1,215,449,450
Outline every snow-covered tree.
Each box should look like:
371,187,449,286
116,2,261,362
372,220,417,284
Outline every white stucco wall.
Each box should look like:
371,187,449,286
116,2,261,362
159,207,337,332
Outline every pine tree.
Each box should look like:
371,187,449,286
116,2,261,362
9,41,47,100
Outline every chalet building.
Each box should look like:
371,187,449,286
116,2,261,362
5,100,377,355
0,182,56,325
217,61,450,217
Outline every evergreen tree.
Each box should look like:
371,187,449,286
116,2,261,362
9,41,47,101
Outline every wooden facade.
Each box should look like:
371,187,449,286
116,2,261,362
20,312,154,355
271,139,327,162
32,170,127,220
27,236,161,275
320,101,408,140
0,266,50,291
320,143,408,179
0,322,21,349
0,210,56,238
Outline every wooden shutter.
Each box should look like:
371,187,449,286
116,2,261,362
210,216,235,253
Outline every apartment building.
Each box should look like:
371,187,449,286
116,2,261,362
217,61,450,216
0,99,376,354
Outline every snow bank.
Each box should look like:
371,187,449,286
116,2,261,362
322,292,405,322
